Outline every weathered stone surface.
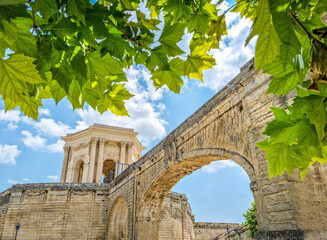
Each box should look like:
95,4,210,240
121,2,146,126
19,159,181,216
158,192,195,240
2,57,327,239
194,222,239,240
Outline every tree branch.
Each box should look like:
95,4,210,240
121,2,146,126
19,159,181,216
29,0,37,34
289,12,314,40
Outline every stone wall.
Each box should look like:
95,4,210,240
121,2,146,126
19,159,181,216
194,222,239,240
0,183,111,240
2,184,238,240
158,192,195,240
0,190,10,239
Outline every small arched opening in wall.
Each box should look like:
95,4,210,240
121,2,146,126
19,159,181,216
103,159,116,183
136,148,256,240
108,196,129,240
73,159,84,183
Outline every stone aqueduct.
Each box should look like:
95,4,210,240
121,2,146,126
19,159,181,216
106,59,327,239
1,59,327,239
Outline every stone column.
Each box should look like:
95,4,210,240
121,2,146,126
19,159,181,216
88,138,98,183
60,146,70,182
96,138,107,183
118,141,127,175
127,142,134,164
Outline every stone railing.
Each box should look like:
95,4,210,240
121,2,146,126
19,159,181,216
217,224,250,240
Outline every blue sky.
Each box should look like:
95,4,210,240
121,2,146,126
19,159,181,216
0,2,257,224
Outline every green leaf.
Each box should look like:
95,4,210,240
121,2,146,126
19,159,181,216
247,0,280,70
187,13,210,35
108,84,133,115
82,83,100,109
0,38,9,58
263,108,298,145
67,80,82,109
100,33,135,60
310,39,327,77
146,46,170,71
0,0,26,5
33,0,58,21
184,54,215,81
49,80,66,104
0,54,44,102
85,3,110,38
207,15,227,47
66,0,89,24
158,22,185,57
50,18,78,38
269,6,301,68
257,138,310,177
152,69,183,93
71,50,87,88
87,51,124,81
2,19,37,57
164,0,190,20
52,64,75,93
267,71,299,96
315,0,327,14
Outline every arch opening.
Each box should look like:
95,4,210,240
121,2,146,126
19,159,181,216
73,159,84,183
108,197,129,240
136,148,256,240
103,159,116,183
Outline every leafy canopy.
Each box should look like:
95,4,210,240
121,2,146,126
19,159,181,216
1,0,327,179
0,0,225,120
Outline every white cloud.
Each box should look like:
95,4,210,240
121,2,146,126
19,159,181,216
39,108,51,117
0,109,20,123
47,175,59,181
7,179,20,185
34,118,71,137
203,13,256,91
201,160,238,173
0,144,21,165
21,130,47,150
47,139,65,153
75,66,167,146
22,178,31,182
7,122,18,130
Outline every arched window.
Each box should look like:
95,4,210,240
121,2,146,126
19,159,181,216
73,160,84,182
78,162,84,182
103,159,116,183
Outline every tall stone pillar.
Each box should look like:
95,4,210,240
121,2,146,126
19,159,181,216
88,138,98,183
127,142,134,164
96,138,107,183
118,141,127,175
120,141,127,164
60,146,70,182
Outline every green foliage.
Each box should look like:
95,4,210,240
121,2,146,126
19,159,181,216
2,0,327,179
243,201,258,239
0,0,224,120
244,0,327,178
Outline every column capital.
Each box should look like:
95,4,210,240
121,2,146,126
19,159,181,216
90,138,99,145
120,141,128,148
99,138,107,145
127,141,134,147
63,146,70,152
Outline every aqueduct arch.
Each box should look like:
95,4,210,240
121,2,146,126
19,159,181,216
3,59,327,240
136,148,256,240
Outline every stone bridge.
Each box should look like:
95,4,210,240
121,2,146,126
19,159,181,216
1,59,327,240
107,59,327,240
